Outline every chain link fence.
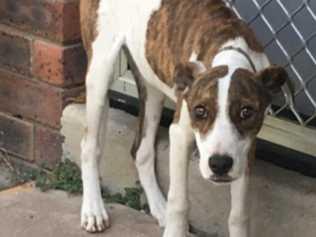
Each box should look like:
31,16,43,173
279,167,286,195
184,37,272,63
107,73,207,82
226,0,316,127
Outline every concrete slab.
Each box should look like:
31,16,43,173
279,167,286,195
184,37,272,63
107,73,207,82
61,104,139,193
0,185,162,237
62,104,316,237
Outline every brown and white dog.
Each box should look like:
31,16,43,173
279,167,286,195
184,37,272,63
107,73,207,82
79,0,288,236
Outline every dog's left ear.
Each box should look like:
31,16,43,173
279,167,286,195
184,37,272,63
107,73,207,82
257,66,288,95
174,61,206,93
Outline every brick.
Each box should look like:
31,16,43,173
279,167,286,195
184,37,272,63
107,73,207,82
35,126,64,169
62,1,82,43
0,113,34,161
0,69,83,128
0,0,81,44
0,26,31,75
32,40,87,87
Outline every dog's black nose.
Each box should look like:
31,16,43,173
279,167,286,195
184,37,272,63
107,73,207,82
209,155,233,176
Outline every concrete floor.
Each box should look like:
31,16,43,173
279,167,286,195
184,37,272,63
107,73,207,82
62,104,316,237
2,104,314,237
0,103,315,237
0,185,162,237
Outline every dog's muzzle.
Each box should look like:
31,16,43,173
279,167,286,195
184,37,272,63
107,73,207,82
208,155,234,183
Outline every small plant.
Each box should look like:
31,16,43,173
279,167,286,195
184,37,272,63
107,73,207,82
13,159,149,213
102,185,149,213
35,159,83,194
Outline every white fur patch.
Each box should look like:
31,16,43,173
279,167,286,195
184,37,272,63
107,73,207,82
98,0,176,101
189,51,198,62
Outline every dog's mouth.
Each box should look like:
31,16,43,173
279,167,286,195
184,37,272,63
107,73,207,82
209,175,234,184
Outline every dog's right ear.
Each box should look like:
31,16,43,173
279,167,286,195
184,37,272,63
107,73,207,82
174,61,206,93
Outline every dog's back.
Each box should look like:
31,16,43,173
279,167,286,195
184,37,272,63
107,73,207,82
146,0,263,87
80,0,262,92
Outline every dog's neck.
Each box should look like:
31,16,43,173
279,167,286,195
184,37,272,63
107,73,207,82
212,46,256,74
218,46,257,73
210,37,270,74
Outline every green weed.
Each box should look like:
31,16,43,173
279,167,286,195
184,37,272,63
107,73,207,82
18,159,148,212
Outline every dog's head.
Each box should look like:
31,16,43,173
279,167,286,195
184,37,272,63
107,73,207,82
175,62,287,184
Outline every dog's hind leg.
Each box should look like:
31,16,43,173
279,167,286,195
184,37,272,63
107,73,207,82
132,83,167,227
80,34,125,233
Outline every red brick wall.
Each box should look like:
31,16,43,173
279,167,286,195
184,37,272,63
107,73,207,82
0,0,86,169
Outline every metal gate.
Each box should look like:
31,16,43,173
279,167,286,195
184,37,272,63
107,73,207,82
111,0,316,157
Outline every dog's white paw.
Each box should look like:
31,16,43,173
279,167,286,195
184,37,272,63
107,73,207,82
81,198,110,233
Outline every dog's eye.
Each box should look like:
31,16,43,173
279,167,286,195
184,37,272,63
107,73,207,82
194,105,208,119
240,106,255,120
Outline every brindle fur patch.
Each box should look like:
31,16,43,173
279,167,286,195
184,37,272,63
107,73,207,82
258,66,288,94
123,46,148,160
174,63,196,93
173,95,183,123
229,69,270,137
184,66,229,133
246,141,256,175
146,0,263,87
249,142,256,164
80,0,100,61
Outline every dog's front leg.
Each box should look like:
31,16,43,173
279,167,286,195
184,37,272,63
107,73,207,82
229,174,250,237
163,113,194,237
80,35,125,232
